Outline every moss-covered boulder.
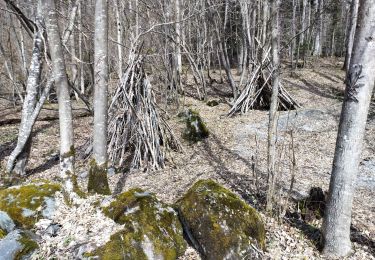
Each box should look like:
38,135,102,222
0,229,38,259
176,179,265,259
181,109,209,142
0,182,61,229
206,100,219,107
89,188,186,259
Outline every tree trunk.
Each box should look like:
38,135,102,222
114,0,123,77
313,0,323,56
322,0,375,256
266,0,280,212
6,20,44,176
88,0,110,195
42,0,75,177
343,0,359,72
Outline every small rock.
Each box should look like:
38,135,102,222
0,230,38,259
0,211,15,233
45,223,62,237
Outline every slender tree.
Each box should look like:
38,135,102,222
88,0,111,195
343,0,359,72
6,15,44,176
42,0,75,178
322,0,375,256
266,0,280,212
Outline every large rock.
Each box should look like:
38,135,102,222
0,229,38,259
180,109,209,142
89,188,186,259
176,179,265,260
0,181,61,229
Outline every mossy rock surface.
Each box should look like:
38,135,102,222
181,109,209,142
0,182,61,229
176,179,265,259
90,188,186,259
0,229,38,259
206,100,219,107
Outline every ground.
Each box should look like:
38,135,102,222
0,58,374,259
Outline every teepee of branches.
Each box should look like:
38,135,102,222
228,47,301,116
108,55,181,170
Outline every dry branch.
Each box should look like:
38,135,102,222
228,50,301,116
108,56,181,170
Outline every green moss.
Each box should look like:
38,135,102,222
61,145,76,159
182,109,209,142
88,160,111,195
176,179,265,259
206,100,219,107
15,232,39,259
0,228,6,239
90,189,186,259
0,182,61,229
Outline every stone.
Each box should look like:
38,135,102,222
181,109,209,142
176,179,265,260
0,210,16,233
0,229,38,259
0,181,61,229
87,188,187,259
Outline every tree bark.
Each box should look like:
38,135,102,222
343,0,359,72
266,0,280,212
313,0,323,56
88,0,110,195
6,17,44,175
42,0,75,177
322,0,375,256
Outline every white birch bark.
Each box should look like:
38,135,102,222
322,0,375,256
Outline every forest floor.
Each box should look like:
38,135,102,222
0,58,374,259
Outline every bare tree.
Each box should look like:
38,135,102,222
6,15,44,176
312,0,323,56
322,0,375,256
343,0,359,72
88,0,110,195
42,0,75,179
266,0,281,212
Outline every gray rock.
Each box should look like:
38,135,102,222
0,230,38,259
0,211,15,233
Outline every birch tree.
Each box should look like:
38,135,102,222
322,0,375,256
88,0,111,195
